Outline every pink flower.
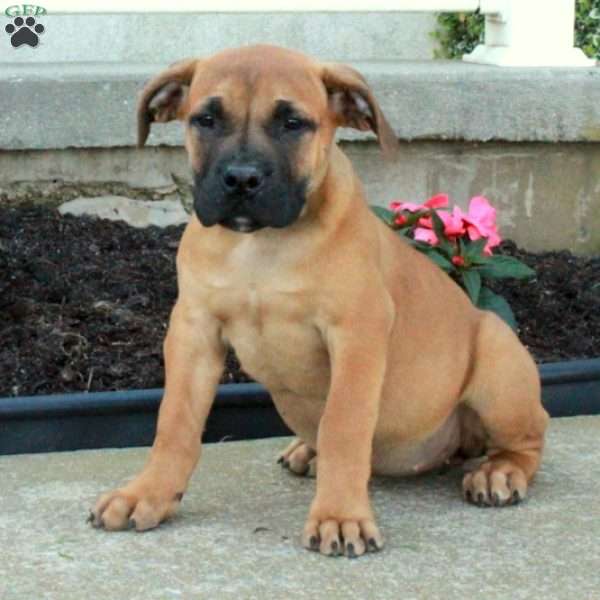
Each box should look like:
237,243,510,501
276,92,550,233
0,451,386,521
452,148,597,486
419,207,466,239
462,196,501,255
439,207,466,237
389,194,502,255
452,256,466,267
414,227,438,245
390,194,449,214
418,206,466,243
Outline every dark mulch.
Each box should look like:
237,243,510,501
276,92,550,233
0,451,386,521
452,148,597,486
1,205,599,397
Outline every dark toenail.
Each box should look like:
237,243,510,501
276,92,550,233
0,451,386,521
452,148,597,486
465,490,473,502
477,492,485,505
309,535,319,550
86,511,94,524
368,538,380,552
128,519,137,530
277,456,284,464
346,543,357,558
282,460,290,469
512,490,522,504
174,492,184,502
330,540,339,555
491,492,500,506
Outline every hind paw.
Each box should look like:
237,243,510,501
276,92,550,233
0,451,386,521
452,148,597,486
277,438,316,476
463,460,528,507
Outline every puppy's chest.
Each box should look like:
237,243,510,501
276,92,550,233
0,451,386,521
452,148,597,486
203,275,329,391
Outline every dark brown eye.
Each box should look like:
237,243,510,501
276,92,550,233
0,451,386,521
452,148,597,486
193,114,215,128
284,118,305,131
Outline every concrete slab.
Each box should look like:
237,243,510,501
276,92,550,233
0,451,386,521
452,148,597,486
0,416,599,599
2,62,600,150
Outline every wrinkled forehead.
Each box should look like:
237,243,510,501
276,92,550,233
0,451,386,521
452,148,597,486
187,50,327,120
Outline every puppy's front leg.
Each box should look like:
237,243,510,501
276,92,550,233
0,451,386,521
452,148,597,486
304,308,392,558
90,300,225,531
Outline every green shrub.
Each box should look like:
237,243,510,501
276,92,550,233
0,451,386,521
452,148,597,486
432,1,600,60
432,12,484,59
576,0,600,58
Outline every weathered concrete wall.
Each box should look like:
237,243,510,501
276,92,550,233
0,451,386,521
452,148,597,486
2,141,598,254
347,141,600,255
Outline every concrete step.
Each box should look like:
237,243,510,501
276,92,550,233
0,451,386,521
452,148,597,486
0,416,599,599
1,12,436,63
2,61,599,151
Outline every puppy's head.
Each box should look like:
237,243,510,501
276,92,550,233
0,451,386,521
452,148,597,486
138,45,397,233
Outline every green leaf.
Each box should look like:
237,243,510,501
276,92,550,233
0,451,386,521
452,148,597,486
401,235,419,248
429,209,445,237
429,210,454,256
464,238,488,263
371,206,396,226
424,250,454,273
476,256,535,280
461,270,482,304
477,287,518,330
412,240,431,250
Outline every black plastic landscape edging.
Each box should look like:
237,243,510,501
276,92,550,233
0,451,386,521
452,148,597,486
0,383,288,456
1,359,599,456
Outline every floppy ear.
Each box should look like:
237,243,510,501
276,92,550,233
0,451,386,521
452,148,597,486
137,58,199,148
321,63,398,157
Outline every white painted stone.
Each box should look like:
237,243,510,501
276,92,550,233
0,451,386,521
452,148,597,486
466,0,597,67
58,196,189,228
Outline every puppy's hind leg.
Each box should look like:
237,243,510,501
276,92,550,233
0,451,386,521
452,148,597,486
461,313,549,507
278,439,317,476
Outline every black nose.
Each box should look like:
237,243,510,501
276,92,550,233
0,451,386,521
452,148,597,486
221,164,266,196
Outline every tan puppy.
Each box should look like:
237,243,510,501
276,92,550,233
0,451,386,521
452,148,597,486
90,45,549,558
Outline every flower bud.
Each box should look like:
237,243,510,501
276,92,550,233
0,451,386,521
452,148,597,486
452,256,466,267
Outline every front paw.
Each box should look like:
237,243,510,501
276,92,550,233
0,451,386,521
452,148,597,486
302,503,384,558
89,475,184,532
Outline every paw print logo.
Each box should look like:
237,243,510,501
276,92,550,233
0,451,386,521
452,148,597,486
5,16,45,48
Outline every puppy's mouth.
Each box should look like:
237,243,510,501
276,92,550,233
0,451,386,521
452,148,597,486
219,214,265,234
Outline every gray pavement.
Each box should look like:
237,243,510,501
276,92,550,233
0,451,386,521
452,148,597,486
1,416,599,599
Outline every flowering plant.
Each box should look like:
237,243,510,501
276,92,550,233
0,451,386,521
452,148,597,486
373,194,535,329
